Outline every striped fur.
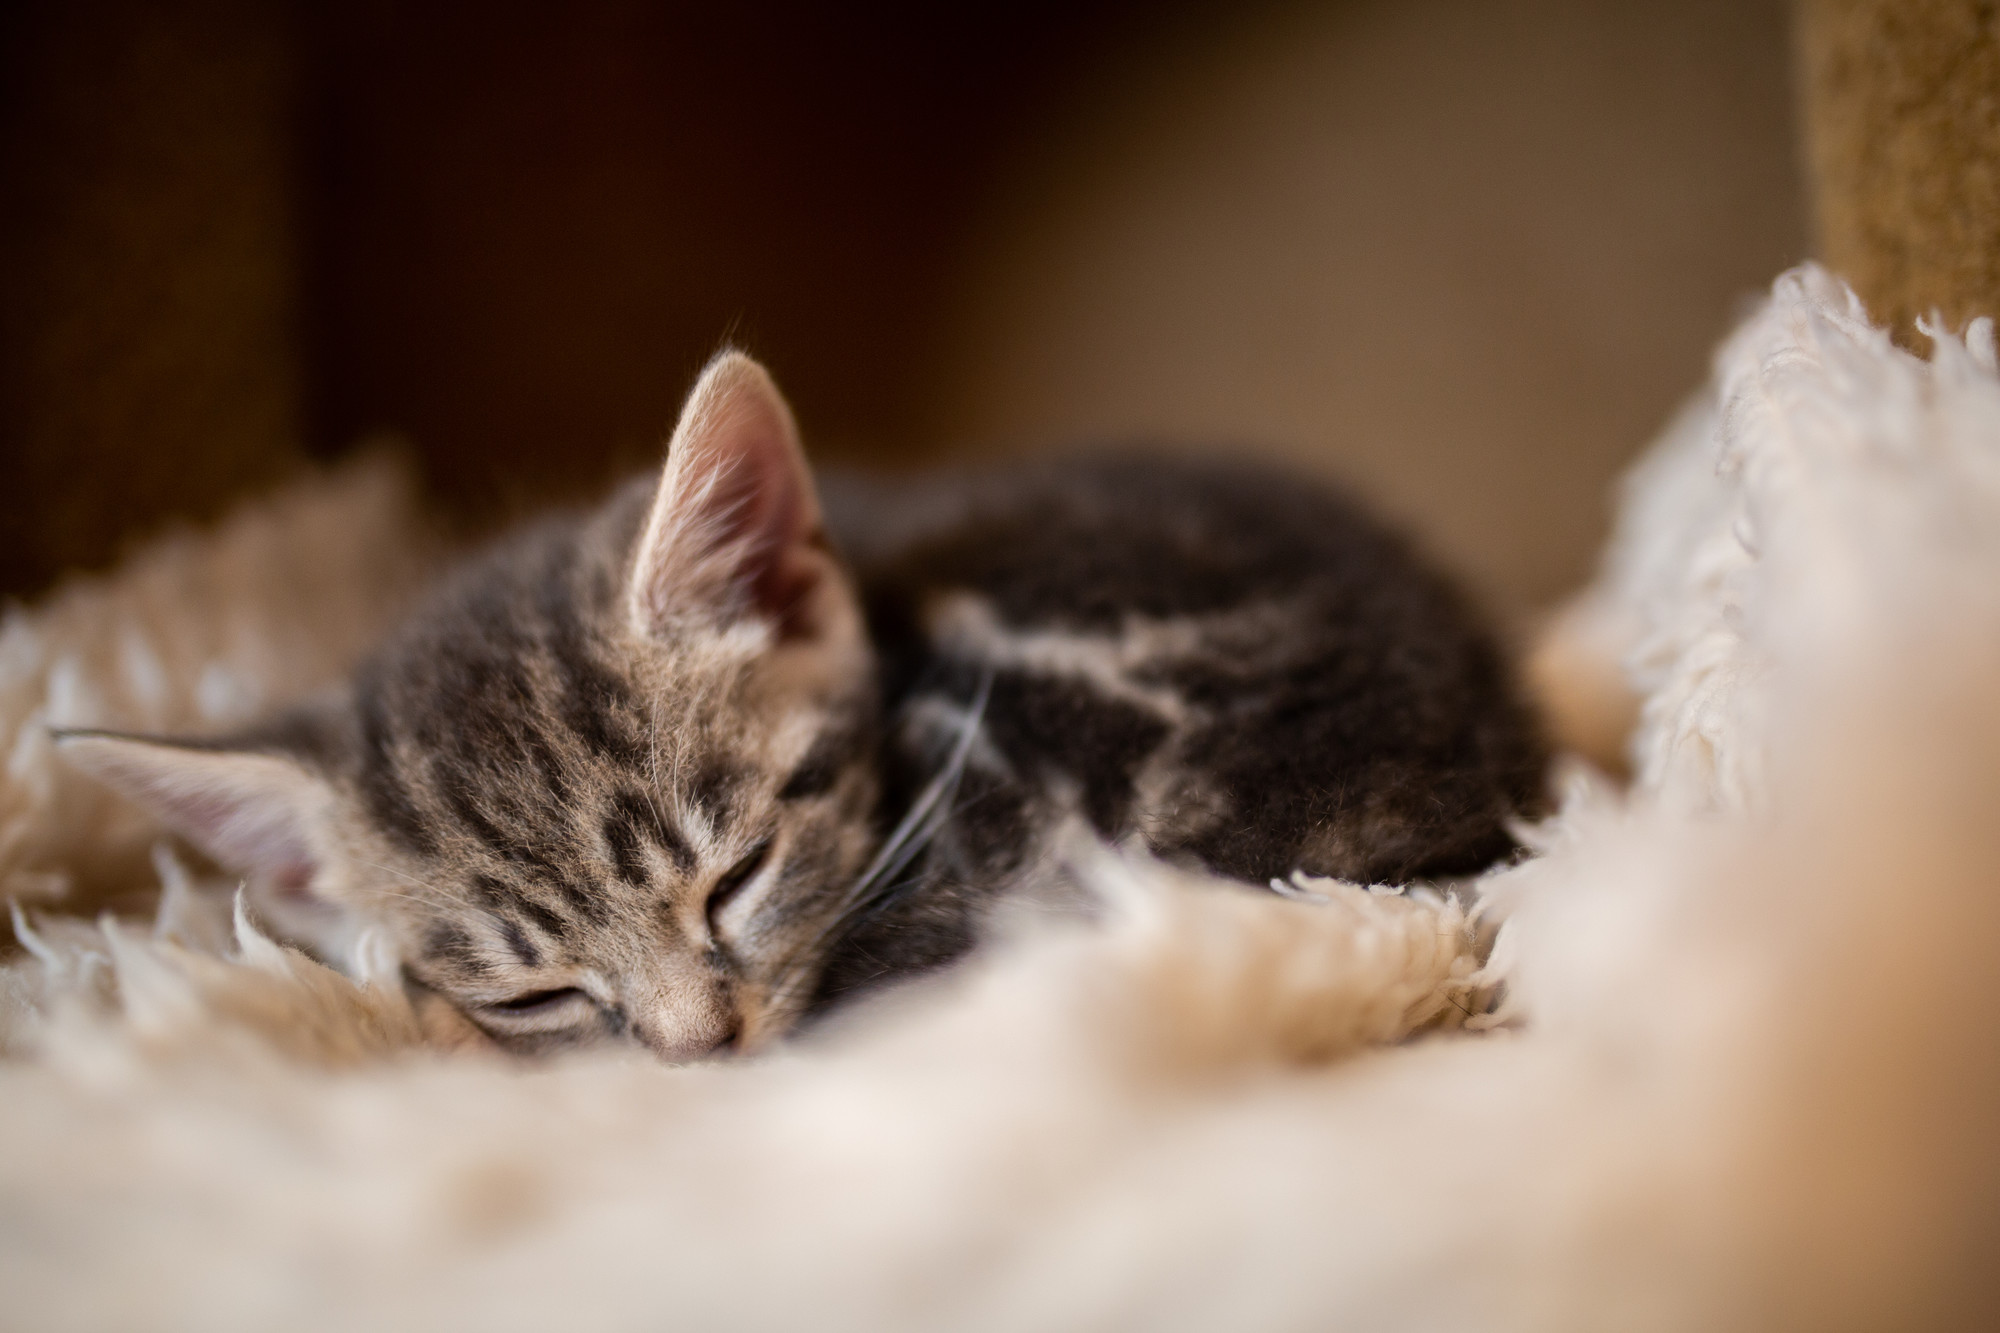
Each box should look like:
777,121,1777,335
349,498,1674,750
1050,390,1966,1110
58,354,1546,1060
809,457,1546,1009
330,475,880,1056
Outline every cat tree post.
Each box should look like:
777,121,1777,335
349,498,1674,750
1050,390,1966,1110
1795,0,2000,342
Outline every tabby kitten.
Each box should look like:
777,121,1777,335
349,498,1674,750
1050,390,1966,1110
57,352,1544,1059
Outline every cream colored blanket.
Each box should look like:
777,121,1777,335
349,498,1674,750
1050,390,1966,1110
2,267,1994,1331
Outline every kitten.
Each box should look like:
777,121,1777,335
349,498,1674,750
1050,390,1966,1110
56,352,1544,1059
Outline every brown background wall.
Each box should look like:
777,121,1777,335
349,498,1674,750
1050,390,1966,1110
0,0,307,597
1,0,1805,614
930,0,1804,610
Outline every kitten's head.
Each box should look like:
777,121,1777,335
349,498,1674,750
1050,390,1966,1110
58,352,881,1059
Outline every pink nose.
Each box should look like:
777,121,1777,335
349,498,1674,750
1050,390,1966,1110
631,1012,739,1063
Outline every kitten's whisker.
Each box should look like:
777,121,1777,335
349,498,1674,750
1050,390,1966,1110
836,667,991,917
348,856,435,894
358,888,434,906
844,867,931,929
637,723,676,864
764,669,994,1014
843,798,952,920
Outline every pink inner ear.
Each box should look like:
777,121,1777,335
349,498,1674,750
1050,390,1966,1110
635,353,829,637
56,733,325,884
721,432,824,636
703,404,804,572
151,775,320,891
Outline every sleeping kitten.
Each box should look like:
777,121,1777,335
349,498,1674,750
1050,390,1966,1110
56,352,1544,1059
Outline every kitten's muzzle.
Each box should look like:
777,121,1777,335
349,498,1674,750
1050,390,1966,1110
628,985,742,1063
633,1014,740,1062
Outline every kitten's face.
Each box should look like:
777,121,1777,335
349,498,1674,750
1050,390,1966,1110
61,352,882,1059
329,614,880,1058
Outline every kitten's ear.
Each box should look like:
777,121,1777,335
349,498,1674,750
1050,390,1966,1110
53,730,330,896
630,350,853,644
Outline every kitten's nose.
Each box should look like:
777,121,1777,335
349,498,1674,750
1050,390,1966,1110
631,1009,740,1063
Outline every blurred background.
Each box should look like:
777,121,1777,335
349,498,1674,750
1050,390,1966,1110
0,0,1805,616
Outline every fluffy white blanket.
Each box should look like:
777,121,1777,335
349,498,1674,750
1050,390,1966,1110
3,267,1995,1331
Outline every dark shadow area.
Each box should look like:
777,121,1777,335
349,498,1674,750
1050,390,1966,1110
1,0,1800,607
300,0,1191,527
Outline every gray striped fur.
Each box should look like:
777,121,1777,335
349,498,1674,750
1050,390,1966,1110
58,354,1546,1060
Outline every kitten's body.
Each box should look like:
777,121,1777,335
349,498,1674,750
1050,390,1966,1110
60,354,1544,1058
810,459,1541,1010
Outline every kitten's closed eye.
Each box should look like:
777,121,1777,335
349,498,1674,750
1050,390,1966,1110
467,985,609,1050
707,841,772,937
482,987,590,1017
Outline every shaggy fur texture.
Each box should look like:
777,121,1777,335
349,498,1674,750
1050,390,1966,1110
4,266,2000,1329
0,455,435,928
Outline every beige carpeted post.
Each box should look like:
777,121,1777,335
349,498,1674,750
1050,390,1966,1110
1796,0,2000,344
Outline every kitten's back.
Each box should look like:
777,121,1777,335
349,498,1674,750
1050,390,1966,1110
811,456,1546,1007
